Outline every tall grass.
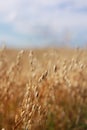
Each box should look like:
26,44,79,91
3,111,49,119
0,47,87,130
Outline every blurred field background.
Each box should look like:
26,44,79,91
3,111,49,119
0,46,87,130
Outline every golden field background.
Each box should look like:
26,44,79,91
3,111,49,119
0,47,87,130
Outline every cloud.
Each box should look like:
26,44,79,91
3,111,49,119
14,0,87,32
73,0,87,8
0,0,87,46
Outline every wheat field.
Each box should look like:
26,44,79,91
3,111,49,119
0,47,87,130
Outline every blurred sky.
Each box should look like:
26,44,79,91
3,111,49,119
0,0,87,48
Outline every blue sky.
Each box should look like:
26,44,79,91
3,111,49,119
0,0,87,48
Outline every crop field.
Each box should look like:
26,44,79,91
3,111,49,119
0,47,87,130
